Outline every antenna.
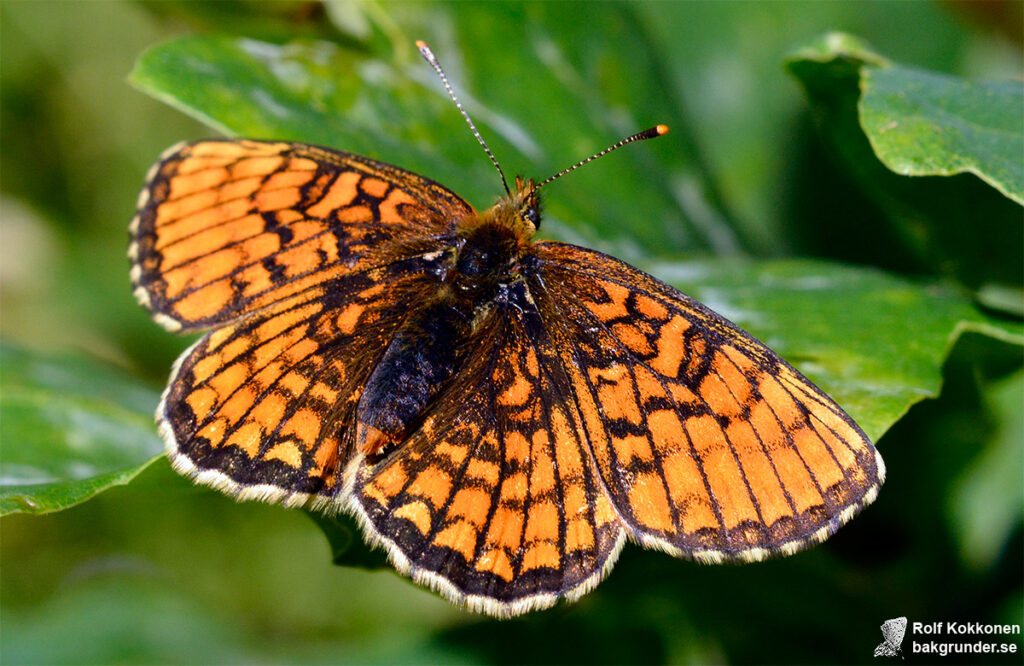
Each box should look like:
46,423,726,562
538,125,669,189
416,40,511,195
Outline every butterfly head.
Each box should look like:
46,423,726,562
511,175,541,233
469,175,540,243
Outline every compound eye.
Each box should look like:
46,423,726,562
523,207,540,228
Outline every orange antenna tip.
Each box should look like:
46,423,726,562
656,124,669,135
416,41,437,63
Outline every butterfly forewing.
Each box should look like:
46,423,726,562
130,139,471,332
529,242,884,561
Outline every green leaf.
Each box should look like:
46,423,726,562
785,31,1024,203
0,344,164,515
642,258,1024,441
787,32,890,71
861,64,1024,205
786,32,1023,293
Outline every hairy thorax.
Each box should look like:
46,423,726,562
354,184,540,457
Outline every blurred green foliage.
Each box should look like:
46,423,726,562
0,345,163,515
1,1,1021,664
786,32,1023,290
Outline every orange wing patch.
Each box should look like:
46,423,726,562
130,139,472,332
350,290,625,615
531,241,884,563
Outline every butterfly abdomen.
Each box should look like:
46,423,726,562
355,218,524,458
355,296,470,457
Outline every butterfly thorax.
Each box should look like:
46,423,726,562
353,179,540,458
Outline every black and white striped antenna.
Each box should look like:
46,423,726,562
416,40,668,196
538,125,668,190
416,40,511,195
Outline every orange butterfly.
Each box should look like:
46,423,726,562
129,41,883,616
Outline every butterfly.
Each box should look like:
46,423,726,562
129,41,884,617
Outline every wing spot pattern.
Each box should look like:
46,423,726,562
521,541,561,573
648,316,691,376
434,520,478,561
360,176,389,198
449,488,492,526
499,473,528,503
231,155,286,179
265,440,303,467
466,459,500,484
365,462,409,507
224,420,262,457
305,171,360,218
406,466,452,511
486,507,525,552
627,472,675,532
394,501,433,536
475,549,515,582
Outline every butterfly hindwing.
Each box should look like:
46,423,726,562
130,139,472,332
350,283,625,614
161,256,440,506
529,242,884,561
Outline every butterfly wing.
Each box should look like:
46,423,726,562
130,139,472,332
528,242,884,562
349,282,625,615
161,254,440,507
